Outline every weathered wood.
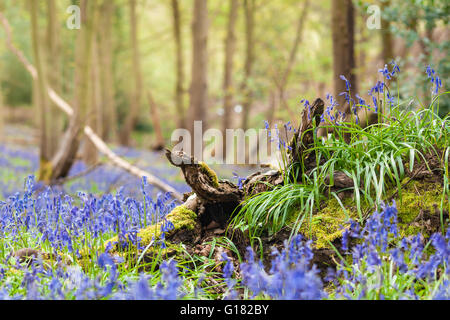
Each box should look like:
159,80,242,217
324,171,354,189
288,97,325,168
164,98,326,226
242,169,283,196
165,149,242,203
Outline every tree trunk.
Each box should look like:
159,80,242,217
120,0,143,146
51,0,98,180
99,0,117,141
30,0,52,180
171,0,186,129
381,0,393,63
331,0,356,110
240,0,255,131
45,0,63,158
148,91,165,151
83,38,101,166
222,0,239,157
357,12,368,81
188,0,208,158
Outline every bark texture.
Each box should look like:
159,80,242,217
331,0,357,110
45,0,63,157
172,0,186,129
381,0,393,63
188,0,209,158
120,0,143,146
30,0,52,180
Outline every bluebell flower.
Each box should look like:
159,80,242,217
426,65,443,95
386,93,395,108
390,60,400,75
300,99,311,121
232,172,245,190
378,64,391,80
341,227,350,252
340,75,351,91
369,81,385,96
239,239,326,300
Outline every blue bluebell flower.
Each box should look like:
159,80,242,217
340,75,351,91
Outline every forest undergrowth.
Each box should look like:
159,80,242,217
0,63,448,300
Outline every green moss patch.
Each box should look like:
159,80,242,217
297,197,360,249
103,204,197,254
199,161,220,188
294,180,448,249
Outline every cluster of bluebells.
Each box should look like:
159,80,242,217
0,252,183,300
368,61,400,113
113,260,183,300
223,235,327,300
330,202,450,300
0,145,40,199
322,93,344,124
221,252,238,299
0,175,177,254
0,196,449,299
0,144,189,200
426,65,443,95
264,120,294,152
300,60,403,129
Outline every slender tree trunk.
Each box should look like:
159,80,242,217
331,0,356,110
84,39,101,165
45,0,63,158
148,91,165,150
51,0,98,180
30,0,52,180
188,0,208,158
32,76,39,130
358,12,368,81
240,0,255,131
171,0,186,129
381,0,393,63
99,0,117,141
120,0,143,146
222,0,238,156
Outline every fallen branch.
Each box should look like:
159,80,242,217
0,12,182,201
